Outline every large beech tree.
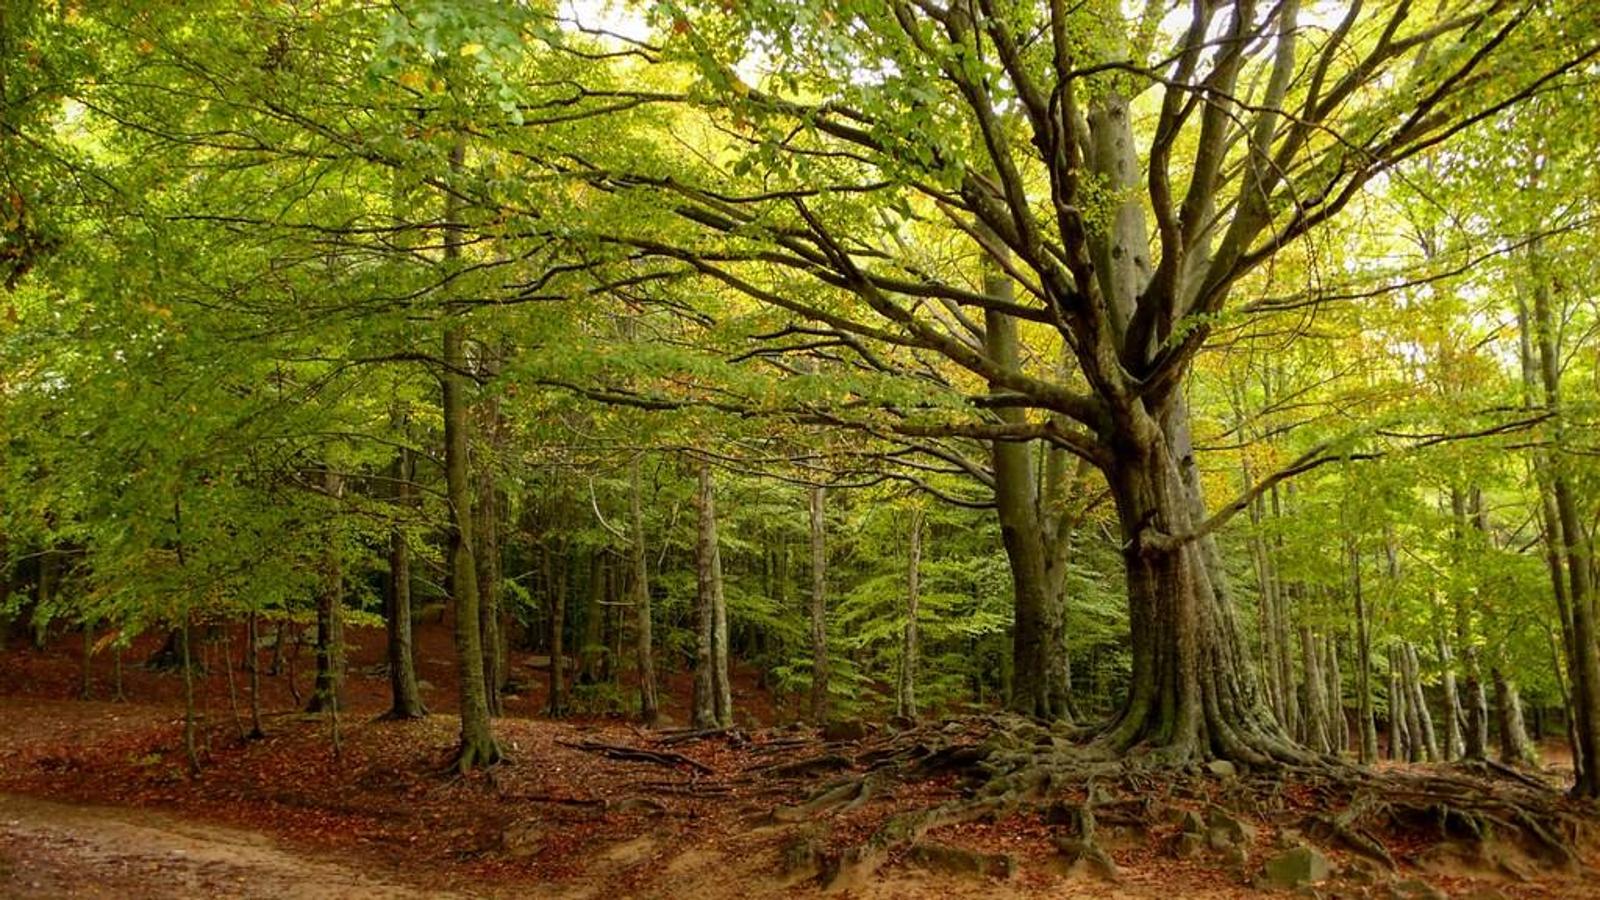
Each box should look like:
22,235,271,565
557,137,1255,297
588,0,1600,762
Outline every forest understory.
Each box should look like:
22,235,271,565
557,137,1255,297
1,621,1595,900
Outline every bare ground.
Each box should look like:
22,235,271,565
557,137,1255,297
0,793,453,899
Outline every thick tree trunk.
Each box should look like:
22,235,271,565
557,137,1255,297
897,505,923,720
1493,668,1539,768
1099,404,1305,764
807,483,829,723
441,139,500,771
629,457,659,726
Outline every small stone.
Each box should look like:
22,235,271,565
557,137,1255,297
1174,833,1203,859
415,680,435,692
1262,846,1332,888
1205,805,1259,844
1179,809,1206,835
822,718,868,742
942,721,965,734
1207,827,1236,852
1220,844,1248,868
1206,759,1239,778
1276,828,1304,850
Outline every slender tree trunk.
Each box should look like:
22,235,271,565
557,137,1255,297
546,543,569,716
441,138,500,771
307,470,345,714
1351,543,1378,763
1249,477,1285,725
1300,627,1330,754
181,612,200,776
1462,646,1489,761
475,369,505,717
630,457,659,726
384,443,427,719
1524,252,1600,795
1272,489,1300,740
1404,642,1438,761
808,483,829,723
1325,634,1347,754
581,552,604,684
1389,657,1407,762
246,611,264,738
981,253,1070,720
692,461,719,730
898,505,923,720
1493,668,1539,768
710,490,733,729
80,620,93,699
1436,635,1464,761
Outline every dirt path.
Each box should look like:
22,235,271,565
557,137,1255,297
0,793,456,899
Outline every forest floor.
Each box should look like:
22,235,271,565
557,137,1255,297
1,621,1597,898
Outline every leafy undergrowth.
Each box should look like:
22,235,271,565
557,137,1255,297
2,631,1599,897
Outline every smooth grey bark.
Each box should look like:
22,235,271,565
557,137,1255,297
981,249,1073,721
1523,248,1600,795
1462,646,1490,761
1402,642,1438,762
692,461,733,729
1436,635,1464,761
808,483,829,723
898,505,924,720
629,457,659,726
1388,657,1408,762
1299,627,1330,754
307,469,345,715
474,343,506,717
1351,543,1378,763
384,442,426,720
1324,633,1347,754
1493,667,1539,767
441,138,500,771
246,610,264,738
545,543,569,716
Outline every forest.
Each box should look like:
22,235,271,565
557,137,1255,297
3,0,1600,897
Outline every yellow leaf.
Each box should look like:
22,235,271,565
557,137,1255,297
398,70,426,90
459,42,484,57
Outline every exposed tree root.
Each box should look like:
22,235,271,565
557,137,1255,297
557,739,714,775
725,714,1597,890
